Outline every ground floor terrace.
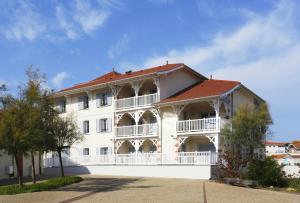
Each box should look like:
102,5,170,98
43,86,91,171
1,174,299,203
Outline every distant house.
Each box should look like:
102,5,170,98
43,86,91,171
266,140,300,178
0,151,42,179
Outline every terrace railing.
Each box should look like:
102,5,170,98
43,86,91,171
44,151,218,168
115,93,158,110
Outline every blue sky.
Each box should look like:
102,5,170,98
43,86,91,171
0,0,299,142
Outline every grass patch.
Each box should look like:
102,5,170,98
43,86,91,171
0,176,83,195
287,179,300,192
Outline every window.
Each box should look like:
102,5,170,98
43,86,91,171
96,93,112,107
100,147,108,155
83,148,89,156
62,148,70,156
78,96,89,110
57,100,66,113
96,118,112,133
83,120,89,134
96,147,112,155
100,119,107,132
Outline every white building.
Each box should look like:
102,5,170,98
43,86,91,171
0,151,42,179
266,140,300,178
45,63,264,179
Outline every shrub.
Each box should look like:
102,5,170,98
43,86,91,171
288,179,300,191
0,176,82,195
247,157,287,187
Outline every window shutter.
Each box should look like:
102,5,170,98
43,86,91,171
107,92,112,106
79,121,84,133
108,147,112,155
96,119,100,133
78,97,83,110
96,148,100,155
107,118,112,132
96,94,100,108
78,148,83,156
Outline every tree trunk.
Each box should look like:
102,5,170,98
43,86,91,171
30,151,36,184
14,154,23,188
38,151,42,175
58,150,64,177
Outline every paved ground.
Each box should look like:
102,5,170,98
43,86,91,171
0,175,299,203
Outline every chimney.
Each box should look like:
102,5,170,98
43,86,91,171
166,60,168,65
210,75,212,80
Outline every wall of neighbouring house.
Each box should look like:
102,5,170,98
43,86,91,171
0,151,42,179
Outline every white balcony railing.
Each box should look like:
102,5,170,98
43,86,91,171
115,93,158,110
44,151,218,167
176,117,224,133
116,123,158,138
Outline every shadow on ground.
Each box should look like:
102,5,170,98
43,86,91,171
55,177,160,203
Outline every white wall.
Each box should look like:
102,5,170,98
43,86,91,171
46,165,212,179
160,107,177,154
62,87,115,159
0,151,41,179
159,69,200,100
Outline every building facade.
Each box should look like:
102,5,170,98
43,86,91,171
45,63,263,179
266,140,300,178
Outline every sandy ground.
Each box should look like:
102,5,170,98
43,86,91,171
0,175,298,203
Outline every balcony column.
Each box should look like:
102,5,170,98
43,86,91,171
210,99,220,130
153,78,160,100
131,81,142,106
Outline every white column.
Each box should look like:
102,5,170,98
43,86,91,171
134,140,140,153
215,135,219,152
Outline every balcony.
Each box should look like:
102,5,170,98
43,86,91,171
176,117,226,134
115,123,158,138
115,93,158,110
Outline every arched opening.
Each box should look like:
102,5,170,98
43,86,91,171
179,102,215,121
117,113,136,126
138,79,157,96
179,136,216,152
117,84,135,99
117,141,135,154
139,139,157,153
138,110,157,125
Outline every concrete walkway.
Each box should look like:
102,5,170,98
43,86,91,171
0,175,298,203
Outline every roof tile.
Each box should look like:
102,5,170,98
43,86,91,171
158,79,240,104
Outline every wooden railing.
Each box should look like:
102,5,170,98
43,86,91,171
44,151,218,167
176,117,225,133
115,123,158,138
115,93,158,110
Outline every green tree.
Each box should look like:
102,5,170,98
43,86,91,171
219,104,271,177
48,115,83,177
0,97,29,188
20,67,49,184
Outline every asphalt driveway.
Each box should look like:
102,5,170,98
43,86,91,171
0,175,298,203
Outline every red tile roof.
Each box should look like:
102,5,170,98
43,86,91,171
266,141,288,146
59,63,184,93
158,79,240,104
290,140,300,149
271,154,288,159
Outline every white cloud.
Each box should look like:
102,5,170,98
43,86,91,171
52,72,71,89
1,1,45,41
55,0,118,40
144,1,297,69
135,0,300,140
108,34,130,59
